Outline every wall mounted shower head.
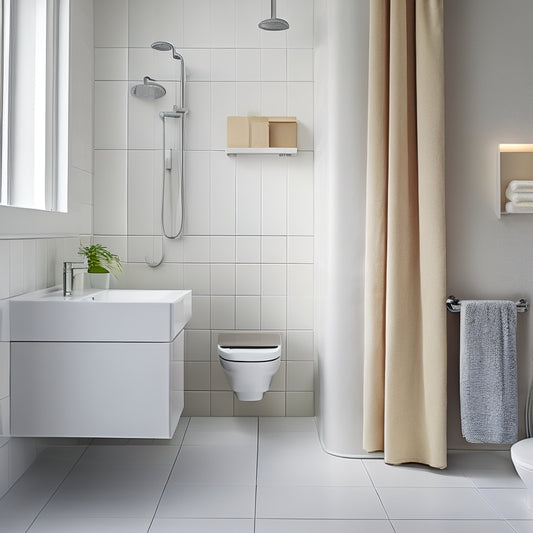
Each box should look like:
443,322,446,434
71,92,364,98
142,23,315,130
131,76,166,99
259,0,289,31
151,41,183,61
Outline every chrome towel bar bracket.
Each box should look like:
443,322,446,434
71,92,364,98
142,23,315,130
446,295,529,313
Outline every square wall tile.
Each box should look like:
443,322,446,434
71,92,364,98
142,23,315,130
128,0,183,48
288,265,313,298
287,298,314,330
183,392,211,416
288,82,314,151
236,237,261,263
269,362,286,391
236,50,260,81
286,0,314,48
164,238,184,263
288,237,313,264
261,82,287,116
95,48,128,81
236,264,261,295
129,49,181,82
287,331,314,361
211,361,232,390
127,237,163,264
262,237,286,263
211,296,235,329
211,237,236,263
210,392,235,416
184,362,211,391
94,0,128,47
184,264,211,295
287,361,314,392
183,237,210,263
185,330,211,362
236,297,261,330
286,392,315,416
91,237,127,265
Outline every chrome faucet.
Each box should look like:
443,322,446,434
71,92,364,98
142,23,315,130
63,261,87,296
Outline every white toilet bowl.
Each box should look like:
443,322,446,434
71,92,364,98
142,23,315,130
511,438,533,489
217,333,281,402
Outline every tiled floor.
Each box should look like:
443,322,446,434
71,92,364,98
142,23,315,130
0,417,532,532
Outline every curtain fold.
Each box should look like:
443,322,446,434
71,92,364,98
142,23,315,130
363,0,447,469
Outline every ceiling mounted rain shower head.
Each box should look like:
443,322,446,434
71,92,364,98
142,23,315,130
259,0,289,31
131,76,166,99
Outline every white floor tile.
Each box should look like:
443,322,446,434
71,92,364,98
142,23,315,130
0,447,84,533
169,445,257,485
156,484,256,519
28,516,151,533
391,520,515,533
259,416,317,433
150,518,254,533
449,451,524,488
259,440,371,486
479,489,533,519
378,487,500,520
256,519,395,532
509,521,533,532
183,417,258,447
256,486,386,519
363,458,474,487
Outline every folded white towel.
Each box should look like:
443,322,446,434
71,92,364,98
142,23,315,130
506,180,533,194
506,202,533,213
506,191,533,203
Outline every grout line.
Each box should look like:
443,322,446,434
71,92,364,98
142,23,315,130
146,416,192,532
24,444,91,532
360,459,396,531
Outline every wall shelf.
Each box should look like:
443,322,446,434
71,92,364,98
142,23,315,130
225,147,297,156
498,144,533,217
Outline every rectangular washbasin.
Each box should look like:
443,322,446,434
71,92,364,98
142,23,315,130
10,288,192,342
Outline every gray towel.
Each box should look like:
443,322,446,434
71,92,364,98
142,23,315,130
460,300,518,444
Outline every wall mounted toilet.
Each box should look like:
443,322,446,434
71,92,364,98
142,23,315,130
217,333,281,401
511,438,533,489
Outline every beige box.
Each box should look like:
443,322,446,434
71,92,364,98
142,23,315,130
250,117,269,148
227,116,250,148
268,117,297,148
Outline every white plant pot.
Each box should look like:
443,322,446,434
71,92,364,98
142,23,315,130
88,272,110,289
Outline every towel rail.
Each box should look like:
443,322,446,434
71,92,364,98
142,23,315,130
446,295,529,313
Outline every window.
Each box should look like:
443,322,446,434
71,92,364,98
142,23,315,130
0,0,69,212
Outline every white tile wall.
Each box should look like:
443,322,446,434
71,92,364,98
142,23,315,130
93,0,314,417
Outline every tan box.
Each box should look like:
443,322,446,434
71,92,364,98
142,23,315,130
250,117,269,148
268,117,297,148
227,116,250,147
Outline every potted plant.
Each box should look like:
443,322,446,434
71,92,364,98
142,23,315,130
78,244,123,289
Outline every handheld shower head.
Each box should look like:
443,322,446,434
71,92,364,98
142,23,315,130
151,41,183,61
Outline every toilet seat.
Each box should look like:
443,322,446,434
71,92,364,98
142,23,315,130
218,346,281,363
511,438,533,470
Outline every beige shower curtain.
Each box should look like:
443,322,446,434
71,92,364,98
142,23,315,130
363,0,447,468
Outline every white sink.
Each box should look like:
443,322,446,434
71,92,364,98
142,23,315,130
10,287,192,342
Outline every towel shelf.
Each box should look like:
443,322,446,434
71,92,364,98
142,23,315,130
446,295,529,313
